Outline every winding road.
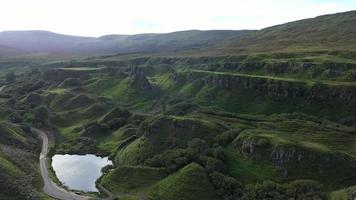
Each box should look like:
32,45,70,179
32,128,90,200
0,85,5,93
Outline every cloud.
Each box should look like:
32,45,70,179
0,0,354,36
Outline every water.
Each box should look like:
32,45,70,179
52,154,112,192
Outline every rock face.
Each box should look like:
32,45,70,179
129,67,152,91
233,135,356,183
171,71,356,103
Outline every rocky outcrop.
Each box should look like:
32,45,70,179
171,71,356,103
129,67,152,91
233,135,356,181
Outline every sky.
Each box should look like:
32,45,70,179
0,0,355,37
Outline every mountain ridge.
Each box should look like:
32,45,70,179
0,10,355,57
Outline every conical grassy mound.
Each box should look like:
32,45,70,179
149,162,218,200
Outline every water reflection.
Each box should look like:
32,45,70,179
52,154,112,192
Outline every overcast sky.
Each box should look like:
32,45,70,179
0,0,355,36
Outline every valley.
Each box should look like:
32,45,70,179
0,10,355,200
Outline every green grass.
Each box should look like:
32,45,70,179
190,69,356,86
59,67,103,71
0,121,27,143
101,165,167,195
97,124,137,154
330,186,356,200
225,146,277,184
0,152,22,176
116,115,224,165
149,163,218,200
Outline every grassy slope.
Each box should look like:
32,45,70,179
101,165,167,197
220,11,356,54
0,121,49,199
35,64,356,195
149,163,218,200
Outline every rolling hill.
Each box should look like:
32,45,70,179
0,30,253,56
0,9,356,200
218,10,356,54
0,11,355,58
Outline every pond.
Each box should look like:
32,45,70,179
51,154,112,192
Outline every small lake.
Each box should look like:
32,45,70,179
52,154,112,192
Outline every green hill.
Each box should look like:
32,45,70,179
1,9,356,200
0,121,47,200
220,10,356,54
149,163,218,200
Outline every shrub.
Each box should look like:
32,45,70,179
5,72,16,83
33,105,49,124
209,172,243,200
285,180,326,200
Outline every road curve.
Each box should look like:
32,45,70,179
32,128,90,200
0,85,5,92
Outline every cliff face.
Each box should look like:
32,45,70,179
171,71,356,103
129,67,152,91
233,134,356,185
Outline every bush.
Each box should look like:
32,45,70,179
106,117,127,130
188,138,208,157
243,181,285,200
204,157,225,173
216,130,239,146
5,72,16,83
242,180,327,200
33,105,49,124
83,122,108,137
209,172,243,200
285,180,326,200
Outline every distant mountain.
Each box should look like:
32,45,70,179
0,31,95,54
220,10,356,53
0,10,355,57
0,30,254,56
0,45,22,56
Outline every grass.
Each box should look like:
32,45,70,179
1,11,356,200
59,67,103,71
97,124,137,154
190,69,356,86
0,121,27,143
224,146,277,184
330,186,356,200
149,163,218,200
0,152,22,176
101,165,167,195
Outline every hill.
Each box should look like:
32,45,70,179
0,30,253,56
218,10,356,54
1,11,355,57
0,9,356,200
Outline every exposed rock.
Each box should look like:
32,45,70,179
233,135,356,181
171,71,356,103
129,67,152,91
115,68,129,78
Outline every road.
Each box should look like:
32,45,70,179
32,128,90,200
0,85,5,92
